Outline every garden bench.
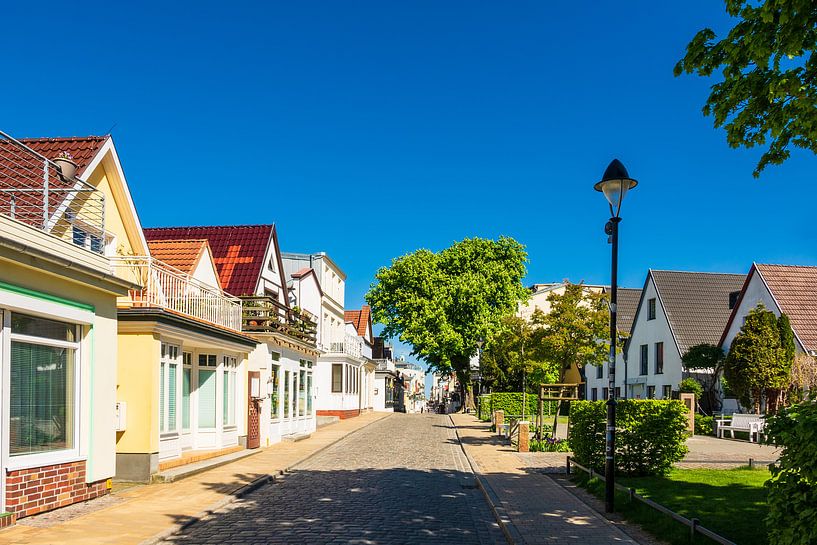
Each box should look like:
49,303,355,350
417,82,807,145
716,413,765,443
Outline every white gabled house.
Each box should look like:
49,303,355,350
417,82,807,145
615,270,745,401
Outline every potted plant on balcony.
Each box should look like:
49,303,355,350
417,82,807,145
53,151,78,179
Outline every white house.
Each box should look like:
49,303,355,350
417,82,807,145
372,338,401,412
719,264,817,408
584,287,642,400
617,270,745,401
282,252,368,419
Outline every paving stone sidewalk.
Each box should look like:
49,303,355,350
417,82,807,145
0,412,390,545
451,413,640,545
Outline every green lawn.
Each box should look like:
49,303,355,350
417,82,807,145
577,467,770,545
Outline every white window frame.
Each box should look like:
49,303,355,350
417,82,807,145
2,304,90,473
222,355,237,428
160,343,181,436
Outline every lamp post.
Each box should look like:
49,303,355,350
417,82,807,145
594,159,637,513
476,338,484,415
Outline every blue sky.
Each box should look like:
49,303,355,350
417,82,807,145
3,1,815,364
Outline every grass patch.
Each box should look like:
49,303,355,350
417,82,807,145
574,467,770,545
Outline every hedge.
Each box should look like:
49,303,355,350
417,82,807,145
764,401,817,545
694,414,714,436
570,399,689,476
477,392,557,421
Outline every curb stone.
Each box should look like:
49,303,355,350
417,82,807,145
448,414,522,545
140,413,392,545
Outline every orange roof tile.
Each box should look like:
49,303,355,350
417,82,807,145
756,264,817,352
344,305,372,338
147,239,210,274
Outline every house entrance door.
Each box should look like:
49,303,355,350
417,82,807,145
247,371,261,449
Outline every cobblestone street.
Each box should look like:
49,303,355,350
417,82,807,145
160,414,505,545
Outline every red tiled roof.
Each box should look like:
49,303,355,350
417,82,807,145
344,305,371,338
756,264,817,352
20,136,109,177
144,225,274,296
147,239,210,274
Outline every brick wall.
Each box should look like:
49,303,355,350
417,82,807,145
5,460,109,519
316,409,361,420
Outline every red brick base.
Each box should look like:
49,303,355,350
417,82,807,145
316,409,361,420
5,460,110,520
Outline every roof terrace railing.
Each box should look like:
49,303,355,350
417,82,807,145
0,130,106,254
111,256,243,331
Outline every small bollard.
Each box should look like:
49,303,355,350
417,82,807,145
690,518,699,542
495,410,505,437
518,421,530,452
749,457,754,469
628,488,635,502
566,456,571,475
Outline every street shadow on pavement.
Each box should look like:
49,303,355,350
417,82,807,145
158,468,507,545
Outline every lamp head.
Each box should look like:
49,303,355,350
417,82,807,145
594,159,637,217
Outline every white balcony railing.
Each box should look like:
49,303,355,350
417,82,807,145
327,333,364,358
0,131,106,253
111,256,242,331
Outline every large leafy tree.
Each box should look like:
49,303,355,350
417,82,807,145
675,0,817,177
538,283,609,383
723,303,795,412
366,237,528,408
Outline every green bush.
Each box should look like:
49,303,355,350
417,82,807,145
694,414,714,436
478,392,554,421
679,377,704,399
570,400,689,476
764,401,817,545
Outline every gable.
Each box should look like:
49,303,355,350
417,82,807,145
626,272,685,367
719,267,780,352
757,264,817,352
256,225,288,306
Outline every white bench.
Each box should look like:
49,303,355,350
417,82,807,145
716,413,765,443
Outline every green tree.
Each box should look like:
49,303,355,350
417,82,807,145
366,237,528,409
537,283,609,383
674,0,817,177
480,313,560,392
723,304,795,412
681,343,726,413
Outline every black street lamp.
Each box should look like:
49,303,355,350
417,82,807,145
594,159,637,513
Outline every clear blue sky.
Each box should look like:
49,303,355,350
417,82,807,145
4,1,815,364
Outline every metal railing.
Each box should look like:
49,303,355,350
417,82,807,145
0,131,106,253
240,295,317,346
327,333,363,358
567,457,737,545
111,256,242,330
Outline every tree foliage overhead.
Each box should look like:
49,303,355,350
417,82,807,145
366,237,528,388
723,303,795,412
675,0,817,177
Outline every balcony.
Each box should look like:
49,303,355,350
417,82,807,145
240,296,317,346
326,333,364,359
0,131,106,254
110,256,242,331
